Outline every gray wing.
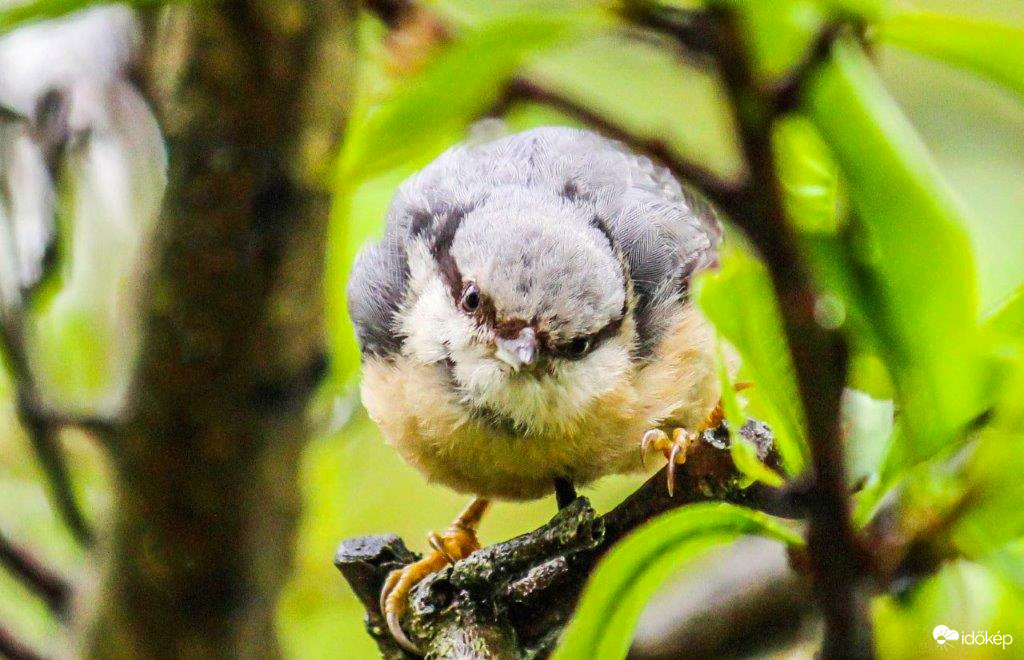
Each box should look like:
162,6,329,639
598,146,721,357
346,230,409,357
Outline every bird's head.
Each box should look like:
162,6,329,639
400,200,635,434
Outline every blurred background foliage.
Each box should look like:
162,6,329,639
1,0,1024,658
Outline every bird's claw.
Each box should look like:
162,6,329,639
380,550,449,654
380,500,488,655
641,427,697,497
427,531,457,563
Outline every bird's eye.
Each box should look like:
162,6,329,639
460,283,481,312
568,337,590,357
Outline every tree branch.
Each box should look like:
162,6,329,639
337,422,800,659
0,624,47,660
617,0,716,57
698,10,873,658
0,530,70,619
490,79,743,216
81,2,358,657
0,318,95,547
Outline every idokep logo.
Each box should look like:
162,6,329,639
934,626,959,649
933,625,1014,651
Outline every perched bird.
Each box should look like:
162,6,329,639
348,126,723,652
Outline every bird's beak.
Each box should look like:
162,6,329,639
494,327,538,371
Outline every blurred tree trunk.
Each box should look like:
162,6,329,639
83,1,356,658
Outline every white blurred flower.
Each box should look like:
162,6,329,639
0,4,167,411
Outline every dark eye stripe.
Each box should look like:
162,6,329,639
552,313,625,360
589,215,616,254
428,205,472,300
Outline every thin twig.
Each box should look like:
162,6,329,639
493,78,744,216
0,318,95,547
362,0,415,28
699,9,873,658
0,624,48,660
0,93,103,547
363,0,744,214
21,404,118,443
617,0,715,57
0,530,71,619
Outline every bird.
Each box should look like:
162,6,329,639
347,126,723,653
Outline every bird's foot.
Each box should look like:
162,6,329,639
380,498,489,654
641,427,698,497
700,382,753,432
640,383,754,496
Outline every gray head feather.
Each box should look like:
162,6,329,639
347,126,720,360
450,192,625,340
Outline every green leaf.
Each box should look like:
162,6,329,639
552,503,802,660
0,0,176,35
715,342,745,429
338,11,603,184
820,0,890,23
873,559,1024,659
715,341,785,487
978,287,1024,419
985,539,1024,597
876,12,1024,101
696,243,810,476
951,364,1024,558
729,427,786,488
953,433,1024,559
0,0,109,33
773,117,901,406
804,38,988,462
740,0,824,84
846,349,894,400
710,0,825,84
983,285,1024,349
773,115,845,235
842,388,895,491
